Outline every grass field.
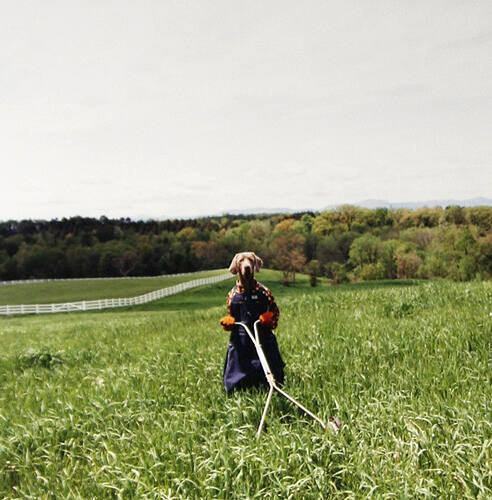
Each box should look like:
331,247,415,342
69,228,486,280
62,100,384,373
0,271,490,498
0,270,226,306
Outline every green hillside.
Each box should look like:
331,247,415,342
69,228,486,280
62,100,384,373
0,270,226,306
0,276,490,498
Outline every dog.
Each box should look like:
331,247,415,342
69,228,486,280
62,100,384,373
220,252,285,393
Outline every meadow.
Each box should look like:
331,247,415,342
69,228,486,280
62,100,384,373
0,271,490,498
0,270,226,306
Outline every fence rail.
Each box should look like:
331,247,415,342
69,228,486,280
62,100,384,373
0,270,224,287
0,273,232,316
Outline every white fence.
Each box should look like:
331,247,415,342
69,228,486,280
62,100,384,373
0,273,232,316
0,270,223,286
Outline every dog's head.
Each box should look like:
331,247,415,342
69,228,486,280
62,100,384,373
228,252,263,281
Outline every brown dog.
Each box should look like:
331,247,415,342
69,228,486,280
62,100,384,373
228,252,263,291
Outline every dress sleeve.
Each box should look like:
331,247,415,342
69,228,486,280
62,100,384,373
226,288,234,316
263,286,279,330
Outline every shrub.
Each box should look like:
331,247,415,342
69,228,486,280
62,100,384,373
306,260,321,287
329,262,349,284
396,252,421,279
359,262,385,281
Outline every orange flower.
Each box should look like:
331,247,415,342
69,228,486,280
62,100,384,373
259,311,274,328
220,315,235,331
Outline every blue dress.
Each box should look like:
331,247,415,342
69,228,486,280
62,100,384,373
223,280,285,393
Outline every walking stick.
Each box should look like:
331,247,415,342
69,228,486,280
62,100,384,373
235,320,337,437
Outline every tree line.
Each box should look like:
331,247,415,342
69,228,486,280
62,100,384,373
1,206,491,283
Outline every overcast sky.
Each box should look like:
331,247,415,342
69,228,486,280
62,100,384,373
1,1,491,220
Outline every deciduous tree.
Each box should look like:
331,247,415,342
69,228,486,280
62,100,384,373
271,234,306,285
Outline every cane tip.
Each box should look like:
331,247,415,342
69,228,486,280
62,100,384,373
328,417,342,434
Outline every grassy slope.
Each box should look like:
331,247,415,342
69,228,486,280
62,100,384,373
0,275,490,498
120,270,420,313
0,270,226,306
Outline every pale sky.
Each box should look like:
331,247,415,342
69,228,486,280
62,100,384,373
1,1,491,220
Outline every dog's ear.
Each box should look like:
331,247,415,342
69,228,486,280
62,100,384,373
229,254,240,274
253,253,263,272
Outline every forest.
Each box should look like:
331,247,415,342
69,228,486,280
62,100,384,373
1,205,491,283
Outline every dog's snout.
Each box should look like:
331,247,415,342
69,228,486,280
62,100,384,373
241,260,253,278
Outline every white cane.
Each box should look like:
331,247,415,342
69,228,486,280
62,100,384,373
235,319,336,437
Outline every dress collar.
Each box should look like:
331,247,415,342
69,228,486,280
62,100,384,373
235,278,260,294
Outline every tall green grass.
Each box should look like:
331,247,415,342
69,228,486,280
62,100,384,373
0,277,490,498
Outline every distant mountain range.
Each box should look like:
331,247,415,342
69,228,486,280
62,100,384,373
347,197,492,210
218,197,492,216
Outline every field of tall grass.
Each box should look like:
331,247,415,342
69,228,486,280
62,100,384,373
0,272,490,498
